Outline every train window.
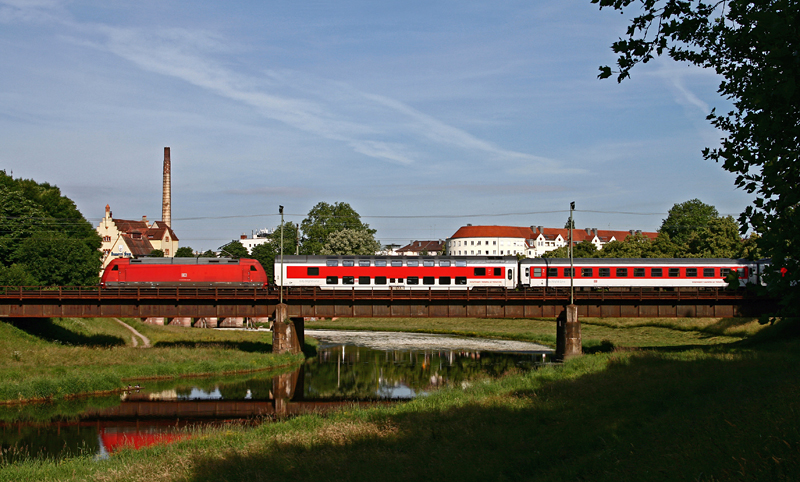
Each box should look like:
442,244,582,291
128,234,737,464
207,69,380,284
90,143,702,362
407,260,419,267
423,276,435,285
326,260,338,267
533,268,543,277
343,276,355,284
668,268,680,277
359,260,371,267
547,268,557,277
307,267,319,276
525,267,530,277
651,268,663,277
493,268,502,276
358,276,370,284
581,268,592,277
455,276,467,285
633,268,645,277
440,276,451,285
474,268,486,276
391,259,403,267
407,276,419,285
686,268,698,277
326,276,338,284
563,268,574,277
398,278,404,283
375,276,387,285
703,268,715,277
375,260,387,267
440,260,451,267
455,260,467,267
423,260,435,267
111,265,119,271
721,268,730,278
343,260,355,267
507,269,513,280
599,268,610,277
616,268,628,277
250,265,258,271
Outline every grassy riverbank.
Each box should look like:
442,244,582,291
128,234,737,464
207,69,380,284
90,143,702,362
1,318,798,481
0,318,302,402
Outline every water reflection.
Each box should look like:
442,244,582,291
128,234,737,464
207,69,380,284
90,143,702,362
0,342,547,464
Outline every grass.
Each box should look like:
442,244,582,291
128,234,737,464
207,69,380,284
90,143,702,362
1,321,798,481
1,315,797,480
0,318,303,402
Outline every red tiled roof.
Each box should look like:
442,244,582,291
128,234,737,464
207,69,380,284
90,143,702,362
397,240,444,253
449,225,658,243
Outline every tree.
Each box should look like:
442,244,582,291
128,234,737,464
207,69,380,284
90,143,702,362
684,216,745,259
564,218,575,229
250,222,300,279
0,172,102,286
542,240,598,258
659,199,720,247
199,250,217,258
148,249,164,257
174,246,195,257
594,0,800,313
218,241,248,259
320,229,382,255
300,202,376,255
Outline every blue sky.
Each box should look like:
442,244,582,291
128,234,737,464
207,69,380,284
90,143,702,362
1,0,753,251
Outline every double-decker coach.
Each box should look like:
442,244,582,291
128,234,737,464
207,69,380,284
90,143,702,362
274,255,518,290
519,258,757,289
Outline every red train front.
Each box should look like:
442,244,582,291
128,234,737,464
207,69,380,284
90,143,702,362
101,258,269,289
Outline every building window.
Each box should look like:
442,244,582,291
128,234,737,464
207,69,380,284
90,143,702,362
165,236,170,243
165,249,169,256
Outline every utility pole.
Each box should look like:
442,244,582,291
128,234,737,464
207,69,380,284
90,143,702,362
570,201,575,305
279,205,284,305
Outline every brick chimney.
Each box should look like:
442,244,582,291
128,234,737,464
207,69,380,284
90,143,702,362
162,147,171,227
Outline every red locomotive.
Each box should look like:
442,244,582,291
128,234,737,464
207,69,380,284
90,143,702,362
100,258,269,289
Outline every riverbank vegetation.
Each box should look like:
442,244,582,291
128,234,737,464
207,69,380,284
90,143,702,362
1,317,797,481
0,318,302,403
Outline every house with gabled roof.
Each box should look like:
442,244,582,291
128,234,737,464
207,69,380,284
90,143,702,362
96,204,179,272
396,240,445,256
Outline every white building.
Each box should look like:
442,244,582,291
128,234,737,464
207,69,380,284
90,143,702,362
96,204,179,272
447,225,657,258
234,229,273,254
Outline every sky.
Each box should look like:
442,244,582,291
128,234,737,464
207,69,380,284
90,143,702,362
0,0,754,251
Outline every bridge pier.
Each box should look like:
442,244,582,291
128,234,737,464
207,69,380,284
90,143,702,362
556,304,581,360
272,303,304,355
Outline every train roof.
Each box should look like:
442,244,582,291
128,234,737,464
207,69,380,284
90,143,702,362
114,257,253,265
520,258,753,265
278,255,519,263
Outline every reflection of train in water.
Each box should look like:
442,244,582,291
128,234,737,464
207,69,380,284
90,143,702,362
275,255,769,290
99,255,768,291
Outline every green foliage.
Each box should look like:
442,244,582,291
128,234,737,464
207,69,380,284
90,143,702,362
174,246,194,257
250,222,299,279
0,264,37,286
148,249,165,257
300,202,376,255
594,1,800,313
660,199,719,246
199,250,217,258
319,228,381,255
0,172,101,286
218,240,248,259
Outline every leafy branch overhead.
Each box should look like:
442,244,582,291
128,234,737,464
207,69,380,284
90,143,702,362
594,0,800,314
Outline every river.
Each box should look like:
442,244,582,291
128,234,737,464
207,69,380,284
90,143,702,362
0,330,552,464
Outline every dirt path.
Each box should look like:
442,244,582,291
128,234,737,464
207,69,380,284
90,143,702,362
113,318,151,348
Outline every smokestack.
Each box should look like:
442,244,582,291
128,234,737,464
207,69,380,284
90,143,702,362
162,147,171,227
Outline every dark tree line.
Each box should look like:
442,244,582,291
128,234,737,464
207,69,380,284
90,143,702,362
0,171,101,286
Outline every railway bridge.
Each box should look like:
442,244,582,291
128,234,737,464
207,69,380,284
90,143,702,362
0,285,775,320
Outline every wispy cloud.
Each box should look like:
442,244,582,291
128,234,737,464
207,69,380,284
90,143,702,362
0,1,581,174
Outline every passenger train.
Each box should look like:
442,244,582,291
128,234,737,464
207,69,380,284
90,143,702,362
100,255,767,291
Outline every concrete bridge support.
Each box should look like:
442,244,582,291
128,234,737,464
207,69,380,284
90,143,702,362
194,317,218,328
219,317,244,328
272,303,304,355
143,317,165,325
556,304,581,361
169,317,193,327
